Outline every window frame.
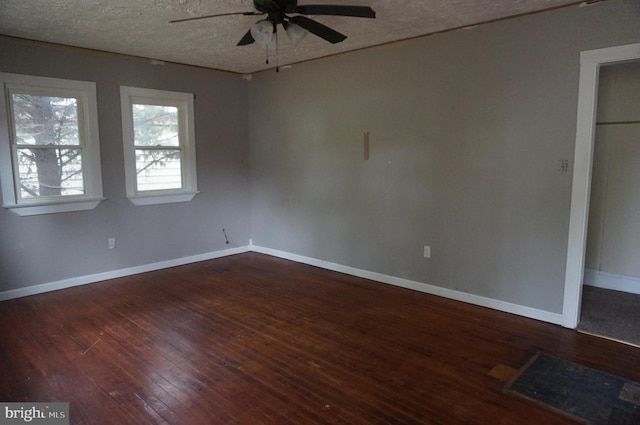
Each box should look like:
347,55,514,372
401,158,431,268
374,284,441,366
0,73,104,216
120,86,198,206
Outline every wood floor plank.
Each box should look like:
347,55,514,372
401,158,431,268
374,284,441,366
1,252,639,424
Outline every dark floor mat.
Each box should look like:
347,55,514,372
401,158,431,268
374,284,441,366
505,352,640,425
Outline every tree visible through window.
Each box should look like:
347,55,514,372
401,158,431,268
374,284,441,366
0,73,103,216
132,103,182,191
11,94,84,198
120,86,197,206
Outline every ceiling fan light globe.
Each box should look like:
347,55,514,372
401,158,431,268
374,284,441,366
250,20,275,47
285,23,308,46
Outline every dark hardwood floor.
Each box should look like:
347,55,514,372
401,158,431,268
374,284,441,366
1,252,638,424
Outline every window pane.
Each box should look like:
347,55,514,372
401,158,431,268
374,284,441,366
17,148,84,198
11,94,80,146
132,104,179,147
135,148,182,191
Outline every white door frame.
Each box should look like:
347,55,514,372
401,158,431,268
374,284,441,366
562,42,640,328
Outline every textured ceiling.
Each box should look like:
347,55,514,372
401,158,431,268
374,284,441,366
0,0,582,74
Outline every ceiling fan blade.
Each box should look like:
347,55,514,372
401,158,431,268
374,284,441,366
293,5,376,18
237,29,256,46
169,11,262,24
289,16,347,44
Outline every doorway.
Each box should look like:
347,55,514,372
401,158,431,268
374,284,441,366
562,43,640,329
578,62,640,346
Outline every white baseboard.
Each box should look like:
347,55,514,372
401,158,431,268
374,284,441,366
584,269,640,295
0,243,565,327
0,246,249,302
251,245,565,326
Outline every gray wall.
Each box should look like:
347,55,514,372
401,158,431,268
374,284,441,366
0,37,251,292
1,1,639,317
586,62,640,281
249,0,640,314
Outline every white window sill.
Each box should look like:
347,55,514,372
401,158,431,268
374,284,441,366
4,198,105,216
127,191,199,206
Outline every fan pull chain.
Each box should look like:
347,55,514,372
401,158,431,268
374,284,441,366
276,29,279,72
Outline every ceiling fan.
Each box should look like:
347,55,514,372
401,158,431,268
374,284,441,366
170,0,376,48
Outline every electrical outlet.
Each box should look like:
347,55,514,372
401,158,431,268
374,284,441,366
423,246,431,258
108,238,116,249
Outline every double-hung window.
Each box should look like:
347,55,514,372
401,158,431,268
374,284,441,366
0,73,103,216
120,86,198,205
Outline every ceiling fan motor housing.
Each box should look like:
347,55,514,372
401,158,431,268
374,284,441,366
254,0,299,14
